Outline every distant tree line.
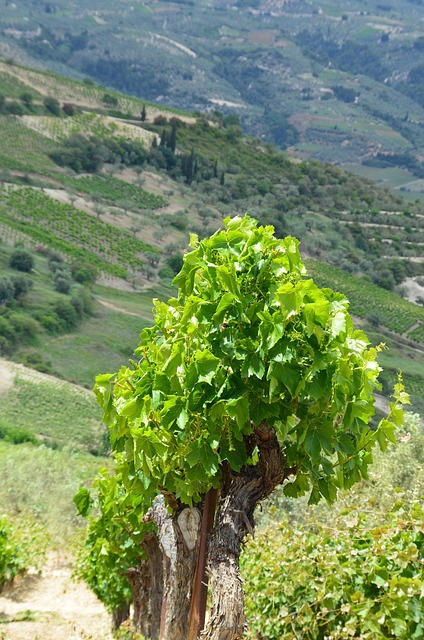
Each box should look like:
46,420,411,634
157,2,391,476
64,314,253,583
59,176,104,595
363,151,424,178
50,134,147,172
295,31,387,82
79,58,170,99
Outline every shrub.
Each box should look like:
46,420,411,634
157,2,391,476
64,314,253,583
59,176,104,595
102,93,118,107
10,274,33,300
242,498,424,640
0,515,47,590
38,313,62,334
5,101,26,116
43,95,61,116
19,350,53,374
54,299,78,329
71,260,98,285
19,92,33,108
54,274,72,294
49,133,108,173
8,313,39,342
0,336,9,355
0,277,15,305
0,316,16,343
62,102,75,116
166,253,184,275
71,288,94,317
48,251,65,272
9,248,34,273
0,419,38,445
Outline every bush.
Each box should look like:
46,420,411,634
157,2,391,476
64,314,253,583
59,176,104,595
166,253,184,275
62,102,75,116
9,248,34,273
71,288,94,317
5,101,26,116
71,260,98,285
43,95,61,116
49,133,108,173
0,515,47,590
48,251,65,272
0,316,16,343
0,336,9,355
0,419,38,445
8,313,39,342
0,277,15,305
10,274,33,300
19,350,53,374
38,313,62,334
54,274,72,294
54,299,78,329
242,499,424,640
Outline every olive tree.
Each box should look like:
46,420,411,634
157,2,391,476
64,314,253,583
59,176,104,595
76,215,406,639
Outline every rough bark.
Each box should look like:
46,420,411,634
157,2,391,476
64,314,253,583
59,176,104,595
188,488,218,640
127,532,163,640
111,600,130,633
201,423,297,640
144,495,201,640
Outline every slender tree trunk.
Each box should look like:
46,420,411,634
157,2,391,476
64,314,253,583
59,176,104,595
201,423,296,640
144,496,201,640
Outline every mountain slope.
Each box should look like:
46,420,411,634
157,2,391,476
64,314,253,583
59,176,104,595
2,0,424,198
0,59,423,412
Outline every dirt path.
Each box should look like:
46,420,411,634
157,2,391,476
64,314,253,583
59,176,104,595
0,556,112,640
97,298,147,315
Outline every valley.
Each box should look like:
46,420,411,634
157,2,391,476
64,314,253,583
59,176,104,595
2,1,424,200
0,43,423,640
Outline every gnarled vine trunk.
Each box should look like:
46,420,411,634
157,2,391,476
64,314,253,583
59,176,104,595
126,532,163,640
112,600,130,633
201,423,296,640
144,497,201,640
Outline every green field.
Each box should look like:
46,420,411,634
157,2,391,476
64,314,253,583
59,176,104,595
0,375,104,450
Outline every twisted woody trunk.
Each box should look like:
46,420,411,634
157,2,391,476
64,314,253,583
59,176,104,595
200,422,296,640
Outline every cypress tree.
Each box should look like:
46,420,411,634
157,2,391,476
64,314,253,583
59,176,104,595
168,121,177,153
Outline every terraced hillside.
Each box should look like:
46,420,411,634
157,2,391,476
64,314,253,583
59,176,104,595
0,60,423,412
2,0,424,201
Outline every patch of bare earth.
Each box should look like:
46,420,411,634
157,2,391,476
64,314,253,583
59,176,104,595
403,277,424,304
0,555,112,640
0,358,94,397
0,360,15,395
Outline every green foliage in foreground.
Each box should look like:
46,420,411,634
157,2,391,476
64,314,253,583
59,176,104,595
93,215,405,507
243,498,424,640
76,216,408,619
242,412,424,640
0,514,47,590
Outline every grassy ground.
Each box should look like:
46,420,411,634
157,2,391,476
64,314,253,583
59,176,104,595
0,374,104,449
40,303,150,387
0,439,107,547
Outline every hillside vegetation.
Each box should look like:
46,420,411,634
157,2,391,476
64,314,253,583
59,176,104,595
0,59,423,412
0,72,422,640
0,24,423,640
2,1,424,200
